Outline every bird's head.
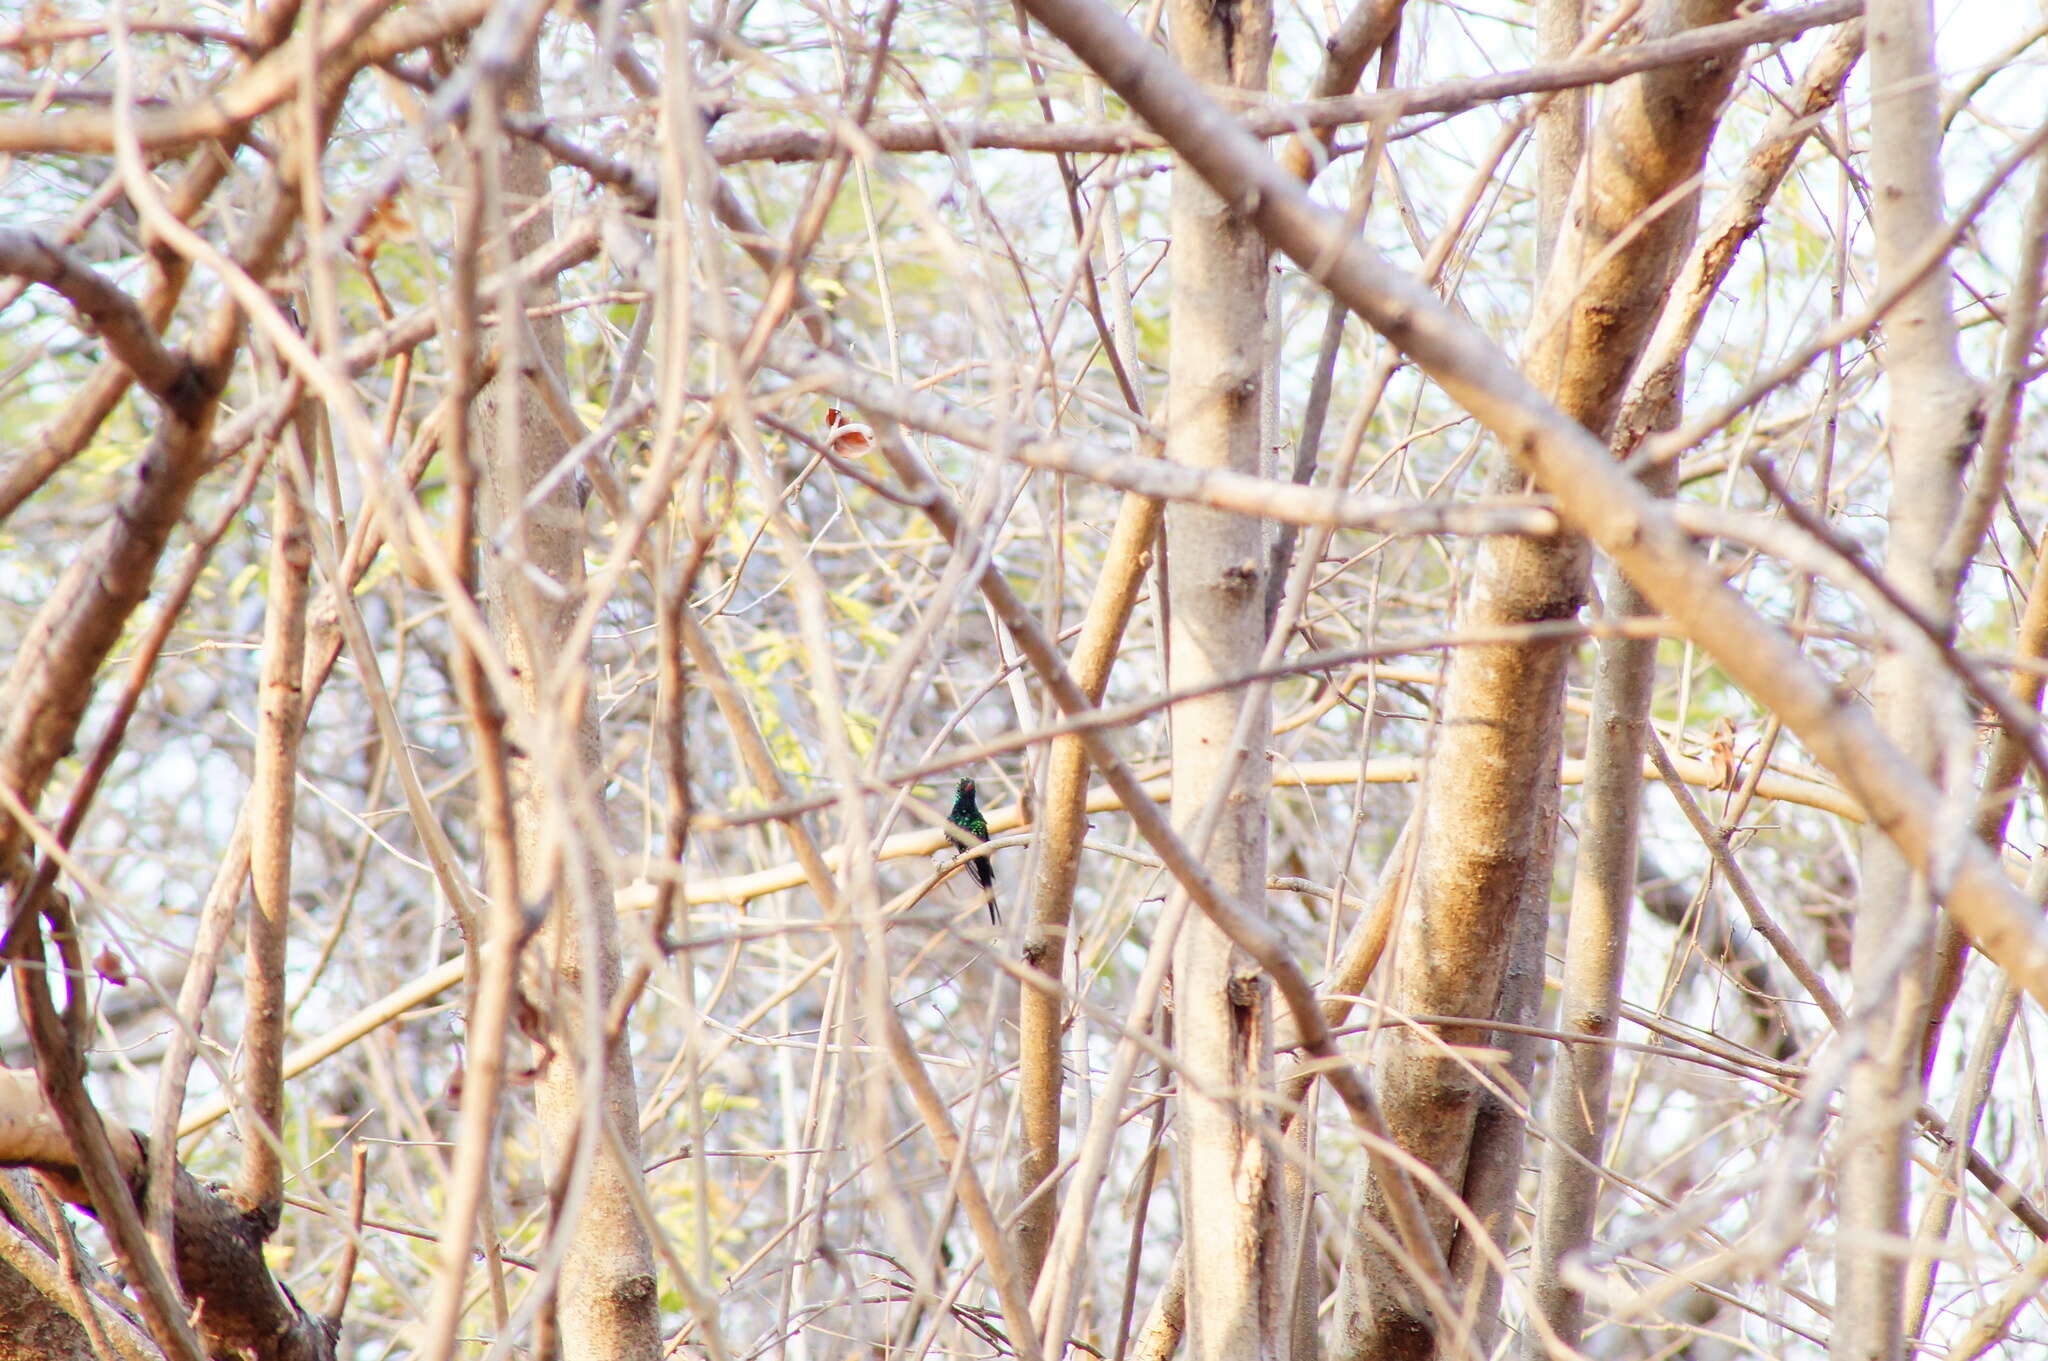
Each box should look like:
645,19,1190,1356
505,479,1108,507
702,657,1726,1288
955,777,976,799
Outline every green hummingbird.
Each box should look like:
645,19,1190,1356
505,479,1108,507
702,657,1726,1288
946,776,997,922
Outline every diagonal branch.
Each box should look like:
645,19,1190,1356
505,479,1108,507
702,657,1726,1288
0,230,194,408
0,0,304,529
1010,0,2048,1003
0,1067,336,1361
864,422,1455,1339
1278,0,1404,182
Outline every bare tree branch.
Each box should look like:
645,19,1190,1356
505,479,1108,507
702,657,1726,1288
0,0,495,154
1012,0,2048,1008
0,1069,336,1361
701,0,1859,164
0,230,193,405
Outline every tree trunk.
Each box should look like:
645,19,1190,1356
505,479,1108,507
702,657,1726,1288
1833,0,1975,1355
1335,1,1744,1354
1164,0,1284,1354
474,52,662,1361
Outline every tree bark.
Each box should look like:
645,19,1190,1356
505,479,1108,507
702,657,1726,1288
472,50,662,1361
1525,22,1864,1354
1833,0,1976,1356
0,1071,336,1361
1017,485,1159,1288
1163,0,1285,1354
237,429,311,1218
1334,0,1743,1353
1523,568,1659,1354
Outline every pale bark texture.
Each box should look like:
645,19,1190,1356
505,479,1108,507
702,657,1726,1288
1523,567,1659,1354
0,134,302,1361
1334,0,1743,1355
1533,0,1586,267
1524,80,1876,1342
1521,17,1864,1347
10,0,2048,1356
1278,0,1403,183
1926,144,2048,1055
1015,139,1157,1289
1833,0,1976,1354
1490,0,1585,1346
1164,0,1285,1354
0,364,223,872
471,54,662,1361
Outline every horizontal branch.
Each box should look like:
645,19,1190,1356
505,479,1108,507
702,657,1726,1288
1014,0,2048,1003
0,0,494,154
703,0,1859,164
773,344,2005,602
0,19,253,52
678,753,1861,907
173,744,1862,1139
770,348,1557,535
4,0,1849,159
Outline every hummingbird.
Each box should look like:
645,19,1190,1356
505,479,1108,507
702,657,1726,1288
946,777,997,922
